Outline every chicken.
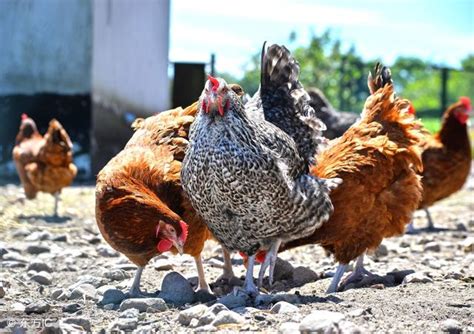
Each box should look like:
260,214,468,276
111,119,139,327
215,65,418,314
13,116,77,216
181,43,340,295
407,97,472,233
12,114,44,200
95,96,243,297
278,63,424,293
307,88,359,139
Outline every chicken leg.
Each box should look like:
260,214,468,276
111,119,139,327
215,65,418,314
53,192,60,217
257,239,282,288
216,247,237,282
194,255,211,292
234,254,258,296
424,208,435,230
128,266,146,298
326,263,348,294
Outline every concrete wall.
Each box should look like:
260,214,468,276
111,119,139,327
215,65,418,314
92,0,170,114
0,0,92,95
91,0,170,173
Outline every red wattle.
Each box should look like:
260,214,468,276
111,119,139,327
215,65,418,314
157,239,173,253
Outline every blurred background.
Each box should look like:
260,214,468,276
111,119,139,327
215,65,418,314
0,0,473,181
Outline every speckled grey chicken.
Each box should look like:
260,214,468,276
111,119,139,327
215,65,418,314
181,44,341,294
307,87,359,139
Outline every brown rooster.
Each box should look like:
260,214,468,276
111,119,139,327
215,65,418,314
95,94,243,297
277,64,424,293
407,97,472,233
13,116,77,216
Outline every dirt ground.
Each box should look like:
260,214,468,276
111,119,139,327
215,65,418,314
0,170,473,333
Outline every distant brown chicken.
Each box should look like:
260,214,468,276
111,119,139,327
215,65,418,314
95,94,243,297
13,115,77,217
407,97,472,233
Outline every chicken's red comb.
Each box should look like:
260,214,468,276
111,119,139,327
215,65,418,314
459,96,472,112
178,220,188,244
21,113,28,120
208,75,219,92
408,103,416,115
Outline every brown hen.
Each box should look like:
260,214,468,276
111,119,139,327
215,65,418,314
280,64,424,293
13,116,77,216
95,98,241,297
407,97,471,232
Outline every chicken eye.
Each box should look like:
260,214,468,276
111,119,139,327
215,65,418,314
169,227,176,234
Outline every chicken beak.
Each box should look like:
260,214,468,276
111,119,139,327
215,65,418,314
173,240,184,255
206,93,225,116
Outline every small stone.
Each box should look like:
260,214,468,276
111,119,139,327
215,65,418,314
24,301,50,314
195,324,217,332
70,275,106,288
153,259,174,271
63,303,82,313
462,237,474,253
51,288,70,300
189,318,200,328
279,322,300,334
0,286,5,298
25,231,52,241
217,294,248,309
292,266,319,285
207,258,225,268
375,244,389,257
3,252,27,263
299,310,345,334
119,298,167,313
97,284,117,295
455,223,467,231
349,308,372,317
211,310,244,327
103,303,116,310
158,272,195,306
104,268,131,281
178,304,209,326
399,241,410,248
273,258,295,281
423,242,441,252
96,245,119,257
61,318,91,332
198,303,229,326
120,308,140,318
441,319,462,334
27,260,53,273
26,244,50,254
69,284,97,300
100,288,126,305
270,301,299,314
403,272,434,284
52,234,68,242
12,302,25,312
387,270,415,284
339,320,363,333
444,271,464,280
108,318,138,331
30,271,52,285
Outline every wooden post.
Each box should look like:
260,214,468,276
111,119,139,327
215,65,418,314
210,54,216,76
440,67,449,115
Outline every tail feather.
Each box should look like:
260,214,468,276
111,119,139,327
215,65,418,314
259,43,326,164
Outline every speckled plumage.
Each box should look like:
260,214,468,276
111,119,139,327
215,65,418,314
181,44,339,256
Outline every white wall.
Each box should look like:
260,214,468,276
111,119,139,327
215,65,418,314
92,0,170,113
0,0,92,95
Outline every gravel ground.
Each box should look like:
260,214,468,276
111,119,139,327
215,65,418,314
0,170,473,333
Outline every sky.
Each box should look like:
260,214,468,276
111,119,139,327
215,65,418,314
169,0,474,77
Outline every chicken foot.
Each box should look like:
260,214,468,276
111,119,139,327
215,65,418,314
406,208,436,234
193,255,212,293
128,266,146,298
257,239,282,288
233,254,258,296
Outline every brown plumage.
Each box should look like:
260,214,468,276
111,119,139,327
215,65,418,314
408,97,472,231
13,116,77,216
280,64,424,293
95,92,245,296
